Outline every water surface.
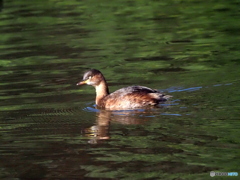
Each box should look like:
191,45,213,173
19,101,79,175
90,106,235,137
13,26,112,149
0,0,240,179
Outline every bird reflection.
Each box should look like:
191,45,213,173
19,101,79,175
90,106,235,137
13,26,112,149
84,108,162,144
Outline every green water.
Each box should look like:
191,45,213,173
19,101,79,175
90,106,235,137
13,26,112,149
0,0,240,179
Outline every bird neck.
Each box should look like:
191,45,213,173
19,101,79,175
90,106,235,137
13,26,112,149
95,80,109,106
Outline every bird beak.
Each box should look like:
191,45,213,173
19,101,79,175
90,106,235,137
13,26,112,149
76,79,89,85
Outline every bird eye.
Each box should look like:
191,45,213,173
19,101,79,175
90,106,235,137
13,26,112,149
88,76,92,79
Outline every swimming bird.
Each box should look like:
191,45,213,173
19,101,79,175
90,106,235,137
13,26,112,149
77,69,171,110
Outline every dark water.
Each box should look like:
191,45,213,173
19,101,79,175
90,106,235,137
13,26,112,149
1,0,240,179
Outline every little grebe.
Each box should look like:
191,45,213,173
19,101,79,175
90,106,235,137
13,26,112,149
77,69,171,110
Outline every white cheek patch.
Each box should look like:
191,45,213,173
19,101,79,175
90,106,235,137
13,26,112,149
87,81,94,85
87,77,95,85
